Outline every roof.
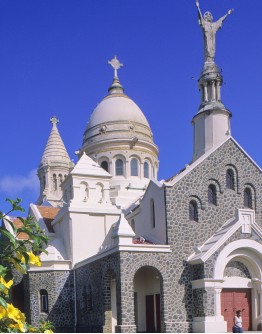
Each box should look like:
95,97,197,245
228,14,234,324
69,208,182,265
187,208,262,264
165,136,262,187
40,117,71,165
71,152,112,178
36,206,60,233
9,217,29,240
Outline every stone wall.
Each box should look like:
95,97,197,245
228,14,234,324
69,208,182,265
75,253,121,333
224,260,251,278
26,270,75,332
164,139,262,329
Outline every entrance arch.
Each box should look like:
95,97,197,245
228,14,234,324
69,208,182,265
214,239,262,332
133,266,162,333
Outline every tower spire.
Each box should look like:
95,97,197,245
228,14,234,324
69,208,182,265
37,117,74,206
108,55,124,94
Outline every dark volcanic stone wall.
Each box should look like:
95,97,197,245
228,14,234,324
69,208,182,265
164,139,262,330
27,270,75,332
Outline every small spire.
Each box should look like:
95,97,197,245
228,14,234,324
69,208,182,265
50,116,59,127
108,55,123,79
107,56,124,94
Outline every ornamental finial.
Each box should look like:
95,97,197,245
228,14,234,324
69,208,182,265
108,55,123,79
50,116,59,127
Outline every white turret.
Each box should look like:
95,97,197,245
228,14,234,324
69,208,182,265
37,116,74,206
192,62,231,161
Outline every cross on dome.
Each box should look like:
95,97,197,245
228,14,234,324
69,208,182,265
50,116,59,126
108,56,123,79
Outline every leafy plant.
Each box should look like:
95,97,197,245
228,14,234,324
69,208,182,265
0,198,53,333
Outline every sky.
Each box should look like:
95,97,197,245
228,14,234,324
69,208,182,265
0,0,262,214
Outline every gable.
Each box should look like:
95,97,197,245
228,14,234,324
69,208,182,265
188,208,262,264
166,137,261,187
164,137,262,260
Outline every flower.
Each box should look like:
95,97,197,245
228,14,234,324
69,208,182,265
16,253,26,264
0,276,13,294
7,303,26,322
27,251,41,266
44,330,53,333
9,321,26,332
0,305,6,319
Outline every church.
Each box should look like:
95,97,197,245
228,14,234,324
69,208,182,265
7,3,262,333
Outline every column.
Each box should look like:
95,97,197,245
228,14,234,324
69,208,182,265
204,83,208,102
211,81,216,101
216,81,221,101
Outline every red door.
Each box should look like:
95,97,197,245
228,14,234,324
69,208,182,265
221,289,251,332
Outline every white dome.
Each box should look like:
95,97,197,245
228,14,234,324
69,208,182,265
87,93,150,130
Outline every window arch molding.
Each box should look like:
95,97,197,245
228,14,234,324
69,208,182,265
113,155,126,177
225,164,239,192
207,178,222,194
188,195,203,222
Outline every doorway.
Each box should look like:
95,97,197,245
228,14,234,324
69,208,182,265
221,288,251,332
146,294,160,332
134,266,162,332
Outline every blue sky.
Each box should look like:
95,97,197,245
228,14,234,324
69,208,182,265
0,0,262,214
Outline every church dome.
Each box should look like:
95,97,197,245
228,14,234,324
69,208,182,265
86,93,150,130
82,57,155,152
81,56,159,208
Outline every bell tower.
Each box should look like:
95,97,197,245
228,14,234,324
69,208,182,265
37,116,74,206
192,2,233,161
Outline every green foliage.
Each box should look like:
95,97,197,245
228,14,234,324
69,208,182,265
0,198,53,333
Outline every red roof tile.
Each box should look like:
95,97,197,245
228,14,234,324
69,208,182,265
37,206,60,233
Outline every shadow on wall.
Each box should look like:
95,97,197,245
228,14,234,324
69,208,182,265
178,260,194,332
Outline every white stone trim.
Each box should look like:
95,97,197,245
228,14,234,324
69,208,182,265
192,316,227,333
191,278,224,289
166,136,261,187
28,260,71,271
74,244,171,269
214,239,262,280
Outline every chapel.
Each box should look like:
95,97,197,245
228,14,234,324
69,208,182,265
7,3,262,333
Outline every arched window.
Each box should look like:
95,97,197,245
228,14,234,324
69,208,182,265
226,169,235,190
115,159,124,176
40,289,49,313
189,200,198,222
80,182,88,202
53,174,57,191
101,161,109,172
144,162,149,178
59,174,63,186
95,183,104,203
131,158,138,176
208,184,217,205
150,199,156,228
244,188,252,209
